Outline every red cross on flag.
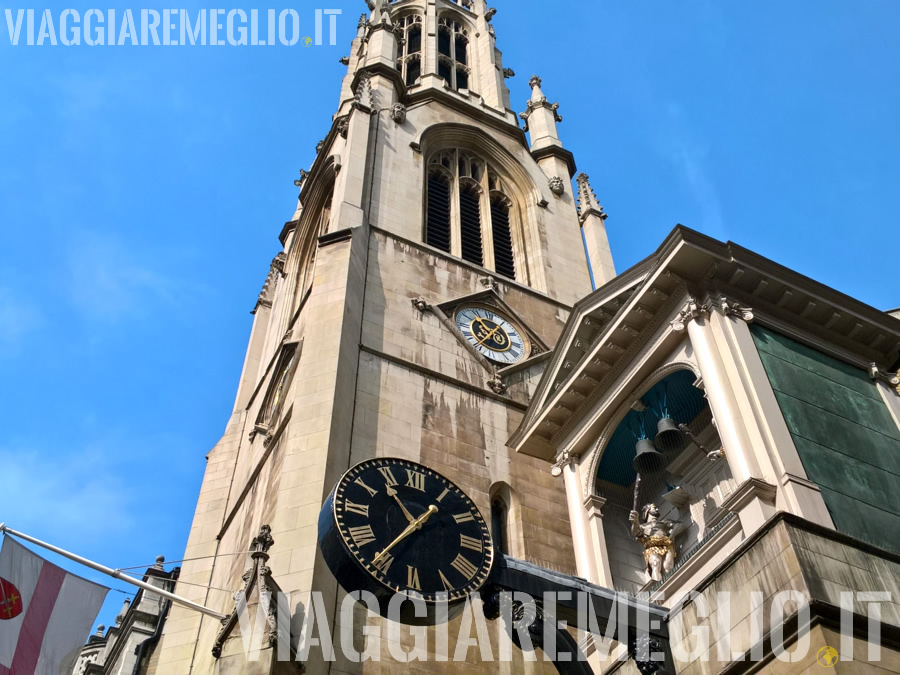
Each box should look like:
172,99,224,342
0,536,108,675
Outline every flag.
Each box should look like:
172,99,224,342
0,536,108,675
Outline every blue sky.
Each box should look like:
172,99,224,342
1,0,898,630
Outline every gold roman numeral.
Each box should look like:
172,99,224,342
354,478,378,497
459,534,483,552
373,552,394,574
436,488,450,503
407,566,421,591
451,553,478,581
453,512,475,524
348,525,376,547
345,501,369,517
378,467,398,486
438,569,453,591
406,470,426,491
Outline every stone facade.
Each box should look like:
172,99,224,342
152,0,611,672
514,227,900,672
72,559,179,675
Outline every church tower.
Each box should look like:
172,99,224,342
153,1,614,672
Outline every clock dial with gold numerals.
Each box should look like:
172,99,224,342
455,306,527,365
319,458,494,618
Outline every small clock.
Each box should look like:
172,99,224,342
455,306,527,365
318,458,494,624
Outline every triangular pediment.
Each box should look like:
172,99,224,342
510,225,900,461
435,288,550,367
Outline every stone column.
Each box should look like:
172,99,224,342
583,495,615,588
673,297,777,534
554,452,599,583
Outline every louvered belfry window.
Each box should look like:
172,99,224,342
437,17,471,91
426,173,452,253
426,149,519,280
396,14,423,87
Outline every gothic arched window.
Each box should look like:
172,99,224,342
437,17,470,91
425,149,517,280
396,14,422,87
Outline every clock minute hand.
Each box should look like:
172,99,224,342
474,319,502,345
386,485,416,524
372,504,438,565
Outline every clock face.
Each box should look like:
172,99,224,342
455,306,527,365
327,458,494,603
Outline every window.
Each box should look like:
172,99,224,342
396,14,422,87
425,149,517,279
491,498,509,555
437,17,470,91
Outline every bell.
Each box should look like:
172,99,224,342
633,439,665,475
655,417,686,453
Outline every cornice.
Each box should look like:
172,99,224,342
530,145,577,178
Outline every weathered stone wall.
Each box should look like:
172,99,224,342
666,517,900,674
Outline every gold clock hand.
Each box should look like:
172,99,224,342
473,318,503,346
386,485,415,524
372,504,438,565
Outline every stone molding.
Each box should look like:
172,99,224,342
719,477,778,515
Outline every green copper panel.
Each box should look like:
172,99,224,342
751,325,900,552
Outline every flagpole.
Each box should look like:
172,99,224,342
0,524,228,621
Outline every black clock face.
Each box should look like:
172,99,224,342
328,458,493,603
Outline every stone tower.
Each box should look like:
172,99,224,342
152,1,615,672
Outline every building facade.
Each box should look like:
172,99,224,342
153,0,612,672
72,559,179,675
511,227,900,672
148,1,900,673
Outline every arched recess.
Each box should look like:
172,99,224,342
419,123,545,287
583,361,702,499
286,156,339,320
489,482,525,559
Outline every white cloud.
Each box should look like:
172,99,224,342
660,102,726,238
65,232,179,321
0,446,135,546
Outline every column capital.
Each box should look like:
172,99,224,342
869,362,900,392
670,296,711,332
550,449,577,477
714,295,755,323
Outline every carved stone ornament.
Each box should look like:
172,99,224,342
390,102,407,124
548,176,565,196
315,139,325,154
411,296,430,313
353,72,374,110
575,173,608,221
670,297,711,332
485,7,497,21
550,450,576,477
630,633,666,674
502,67,515,79
293,169,309,188
529,75,542,90
253,252,288,313
339,55,350,65
212,525,296,663
336,116,349,139
869,362,900,390
488,370,508,395
716,296,754,322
